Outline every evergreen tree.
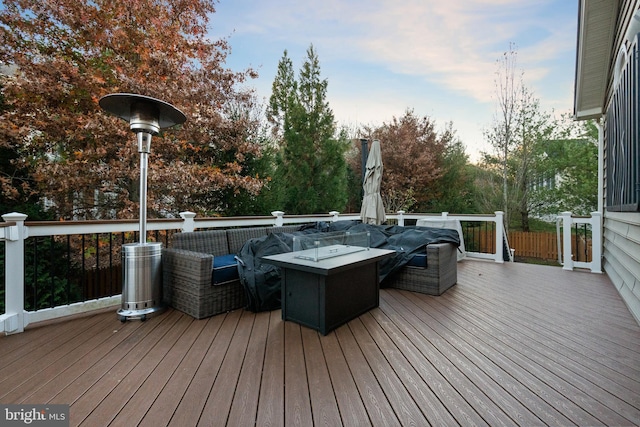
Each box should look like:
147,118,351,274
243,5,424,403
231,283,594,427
268,45,348,214
267,50,296,139
427,132,479,214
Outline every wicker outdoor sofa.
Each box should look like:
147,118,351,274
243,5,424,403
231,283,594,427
162,225,458,319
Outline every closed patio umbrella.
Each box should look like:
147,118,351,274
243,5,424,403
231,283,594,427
360,139,386,225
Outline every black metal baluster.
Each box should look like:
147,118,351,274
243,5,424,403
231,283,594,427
482,221,496,253
49,236,55,308
584,223,589,262
109,232,114,295
95,233,100,299
66,235,72,304
0,241,4,314
81,234,86,301
493,221,497,254
574,223,579,262
32,237,38,310
463,222,469,252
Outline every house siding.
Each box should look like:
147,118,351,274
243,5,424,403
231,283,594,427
603,212,640,323
601,1,640,324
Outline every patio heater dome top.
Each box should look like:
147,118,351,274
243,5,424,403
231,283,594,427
99,93,186,135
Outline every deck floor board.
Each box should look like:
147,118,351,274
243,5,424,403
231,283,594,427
1,260,639,426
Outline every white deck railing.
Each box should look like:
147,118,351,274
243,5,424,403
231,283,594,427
1,210,509,335
556,211,603,274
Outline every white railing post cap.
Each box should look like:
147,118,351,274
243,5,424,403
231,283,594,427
2,212,28,222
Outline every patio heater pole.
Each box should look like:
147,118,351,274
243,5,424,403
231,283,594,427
138,130,149,244
99,93,186,322
360,138,369,185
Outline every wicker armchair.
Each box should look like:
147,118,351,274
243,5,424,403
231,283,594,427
384,242,458,295
163,229,252,319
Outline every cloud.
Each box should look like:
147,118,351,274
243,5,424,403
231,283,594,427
344,1,570,102
210,0,577,160
217,0,571,105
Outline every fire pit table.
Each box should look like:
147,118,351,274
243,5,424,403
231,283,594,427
262,247,394,335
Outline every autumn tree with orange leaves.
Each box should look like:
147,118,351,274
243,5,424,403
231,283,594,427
0,0,264,219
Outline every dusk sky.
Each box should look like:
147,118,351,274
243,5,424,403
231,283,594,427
209,0,579,162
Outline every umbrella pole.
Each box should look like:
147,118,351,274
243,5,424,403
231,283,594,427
360,138,369,185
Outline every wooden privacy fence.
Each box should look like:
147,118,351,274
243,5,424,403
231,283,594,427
508,231,592,263
464,230,592,263
509,232,558,261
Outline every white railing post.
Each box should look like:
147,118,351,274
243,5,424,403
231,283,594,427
397,211,405,226
271,211,284,227
179,211,196,232
596,121,604,214
590,211,603,273
329,211,340,222
441,211,449,218
2,212,28,334
561,211,574,271
494,211,504,263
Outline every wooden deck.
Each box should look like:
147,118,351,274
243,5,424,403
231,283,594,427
1,260,639,426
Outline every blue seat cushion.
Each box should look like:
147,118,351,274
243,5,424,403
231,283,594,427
212,254,239,285
407,254,427,268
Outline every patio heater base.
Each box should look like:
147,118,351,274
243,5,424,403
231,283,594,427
118,242,165,322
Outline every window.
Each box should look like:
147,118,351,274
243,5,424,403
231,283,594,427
605,33,640,211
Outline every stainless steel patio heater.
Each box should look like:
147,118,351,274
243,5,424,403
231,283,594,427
99,93,186,322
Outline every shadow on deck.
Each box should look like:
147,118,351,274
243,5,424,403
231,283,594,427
1,260,639,426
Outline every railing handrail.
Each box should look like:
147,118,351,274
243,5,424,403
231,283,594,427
24,219,184,237
1,210,510,335
18,214,365,238
15,212,508,238
7,211,509,236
